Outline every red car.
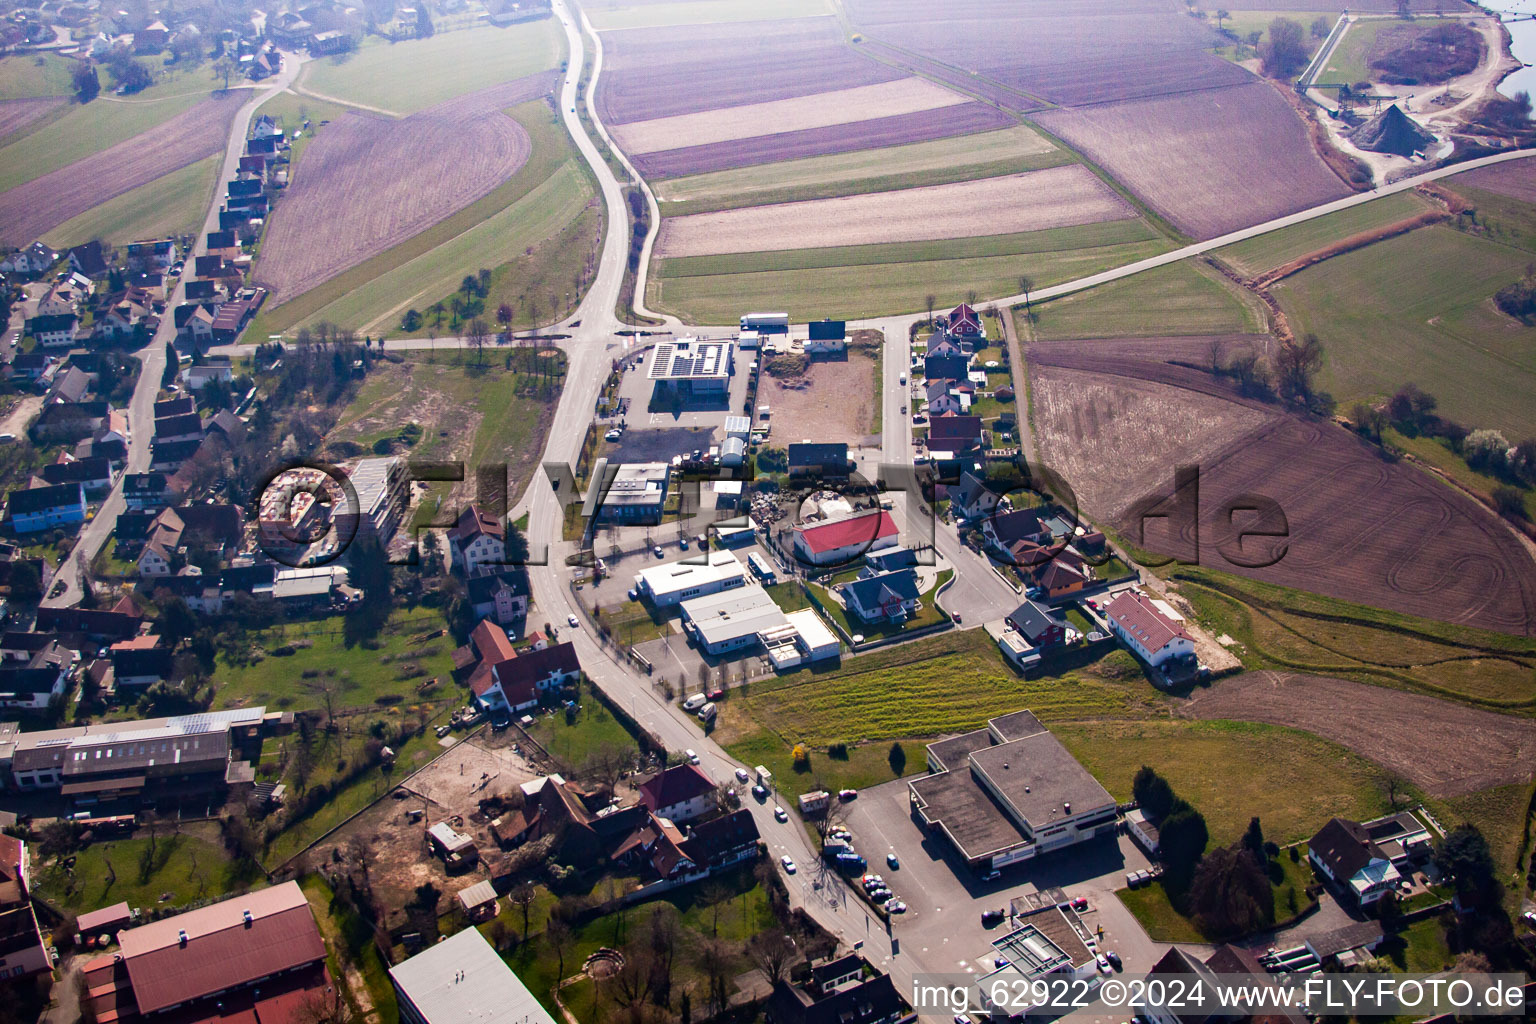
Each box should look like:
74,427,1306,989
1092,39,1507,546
706,687,725,700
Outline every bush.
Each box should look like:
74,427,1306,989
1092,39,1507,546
1492,485,1528,520
792,743,811,771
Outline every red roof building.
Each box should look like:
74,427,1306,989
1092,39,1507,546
792,511,899,567
946,302,982,337
469,640,581,713
1104,591,1194,668
636,763,717,823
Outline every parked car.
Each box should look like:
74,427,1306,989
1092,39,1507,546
887,900,907,914
1096,954,1112,975
706,686,725,700
774,806,788,822
1071,897,1089,912
780,855,796,873
686,749,700,765
735,767,750,783
679,537,689,549
981,909,1005,926
567,613,579,627
653,545,664,557
683,693,707,711
752,784,767,800
627,588,639,601
1105,951,1122,970
838,788,858,800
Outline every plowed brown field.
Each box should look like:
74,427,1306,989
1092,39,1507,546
0,97,61,140
0,91,245,247
255,76,553,304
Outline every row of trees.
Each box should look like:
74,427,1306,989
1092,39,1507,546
1209,332,1333,414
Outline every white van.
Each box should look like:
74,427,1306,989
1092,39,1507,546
683,693,707,711
698,702,718,723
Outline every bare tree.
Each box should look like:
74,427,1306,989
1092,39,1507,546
546,914,573,981
1017,274,1034,309
292,984,362,1024
510,881,536,940
467,318,490,364
749,929,796,985
305,675,341,731
924,294,936,326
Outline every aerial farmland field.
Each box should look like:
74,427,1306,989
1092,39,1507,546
0,89,245,247
0,97,61,141
654,165,1137,258
1033,81,1351,239
1213,189,1433,277
584,0,832,31
41,155,219,249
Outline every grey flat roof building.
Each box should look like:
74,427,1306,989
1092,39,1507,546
390,926,555,1024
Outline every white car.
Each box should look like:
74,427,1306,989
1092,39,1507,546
887,900,907,914
567,614,579,628
780,855,796,873
1096,954,1112,975
735,767,750,783
686,749,700,765
774,806,788,822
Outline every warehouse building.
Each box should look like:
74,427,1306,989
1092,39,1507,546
391,926,555,1024
647,337,733,395
634,550,749,607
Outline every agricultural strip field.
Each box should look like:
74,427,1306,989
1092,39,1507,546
1272,224,1536,438
594,16,898,125
654,125,1065,215
251,96,598,338
585,0,832,31
632,102,1015,178
655,165,1136,257
1227,1,1467,9
298,20,562,114
1032,81,1351,239
0,90,246,247
1175,671,1536,797
1022,260,1266,341
611,77,968,155
41,154,219,249
1452,158,1536,203
0,96,60,140
1027,345,1536,635
650,223,1168,323
254,76,551,304
1213,188,1433,277
1053,719,1395,846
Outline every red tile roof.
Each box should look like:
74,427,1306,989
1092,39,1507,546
469,619,516,664
637,763,715,812
448,504,503,544
1105,591,1189,653
796,511,898,555
118,881,326,1015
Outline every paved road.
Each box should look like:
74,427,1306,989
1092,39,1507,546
42,54,308,607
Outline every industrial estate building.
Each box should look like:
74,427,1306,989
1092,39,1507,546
647,337,734,395
390,925,555,1024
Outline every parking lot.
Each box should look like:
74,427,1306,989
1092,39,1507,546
836,776,1164,985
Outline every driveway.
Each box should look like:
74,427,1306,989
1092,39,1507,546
0,394,42,438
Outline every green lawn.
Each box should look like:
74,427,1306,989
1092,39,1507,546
1273,224,1536,437
302,874,399,1024
651,230,1169,324
1381,916,1454,973
593,599,675,645
765,582,814,613
1054,719,1394,846
526,698,642,771
587,0,830,30
1320,17,1395,86
42,154,219,248
214,611,458,712
251,100,601,339
1212,11,1337,66
0,91,206,192
34,829,264,915
656,126,1068,215
252,90,354,169
1443,181,1536,255
1022,259,1265,341
1215,190,1432,278
1118,846,1318,942
299,21,562,114
1383,426,1536,521
0,53,78,98
816,569,953,642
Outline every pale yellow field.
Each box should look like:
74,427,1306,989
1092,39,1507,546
611,77,968,155
654,126,1056,204
654,165,1137,257
587,0,832,31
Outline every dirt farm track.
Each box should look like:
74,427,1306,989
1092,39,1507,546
1177,671,1536,798
1028,342,1536,637
0,91,246,247
255,73,555,304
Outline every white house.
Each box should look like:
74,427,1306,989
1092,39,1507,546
950,470,1000,520
805,319,847,355
840,568,921,625
1309,818,1403,905
447,505,506,575
1103,591,1194,667
636,764,717,823
0,243,59,276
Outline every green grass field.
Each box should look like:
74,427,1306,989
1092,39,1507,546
214,611,458,712
1273,224,1536,437
1021,259,1265,340
251,100,600,339
1320,16,1394,85
1055,719,1394,846
1444,181,1536,255
302,875,399,1024
0,91,207,192
252,90,354,167
1215,190,1433,277
1213,11,1337,65
35,828,264,915
527,698,641,771
300,21,562,114
587,0,830,30
651,225,1169,323
0,53,78,98
655,127,1068,215
41,154,218,248
1383,426,1536,521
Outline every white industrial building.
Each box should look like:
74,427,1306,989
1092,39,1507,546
681,586,787,655
648,337,733,394
587,460,671,524
390,924,554,1024
634,551,748,607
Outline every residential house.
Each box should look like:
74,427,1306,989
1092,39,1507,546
469,641,581,714
109,635,172,689
924,414,984,459
0,839,50,981
35,599,142,642
66,240,109,279
149,439,202,474
41,456,112,494
154,411,204,444
389,925,556,1024
206,230,236,252
0,640,75,712
184,279,218,302
467,571,530,626
252,114,284,141
950,470,999,520
202,409,245,447
124,239,173,273
1309,818,1402,906
1103,591,1194,668
79,882,332,1022
1139,948,1224,1024
635,763,717,823
137,508,185,577
1006,600,1068,649
123,473,171,510
187,358,236,392
26,312,79,348
805,319,847,355
194,254,224,277
787,441,850,479
0,243,58,276
923,378,972,415
983,508,1050,553
945,301,983,340
793,511,899,567
447,505,505,575
765,954,913,1024
136,18,169,49
176,302,216,345
32,402,107,446
44,366,91,405
841,568,921,625
154,396,196,419
34,278,85,317
924,350,970,383
1029,553,1093,602
7,352,52,385
6,483,85,533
